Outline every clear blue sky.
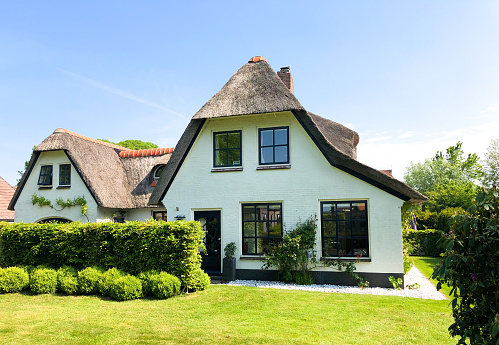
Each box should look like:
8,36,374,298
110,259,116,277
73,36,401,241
1,1,499,186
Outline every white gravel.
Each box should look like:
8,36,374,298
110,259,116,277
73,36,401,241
226,266,447,300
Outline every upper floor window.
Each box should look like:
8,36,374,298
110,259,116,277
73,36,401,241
59,164,71,186
213,130,242,167
38,165,53,186
153,165,166,180
321,201,369,258
259,127,289,165
242,203,282,255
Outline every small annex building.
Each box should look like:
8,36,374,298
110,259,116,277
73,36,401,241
10,57,426,287
0,176,15,222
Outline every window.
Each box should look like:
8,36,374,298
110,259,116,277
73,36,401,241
259,127,289,165
242,203,282,255
59,164,71,186
153,165,166,180
153,211,167,221
213,131,242,167
38,165,53,185
321,201,369,257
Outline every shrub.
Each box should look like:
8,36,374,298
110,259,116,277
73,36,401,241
30,267,57,294
57,266,78,295
403,244,413,274
182,268,210,292
109,275,143,301
149,272,181,299
402,228,444,257
0,267,29,293
433,187,499,344
78,267,103,295
99,268,125,297
137,270,160,297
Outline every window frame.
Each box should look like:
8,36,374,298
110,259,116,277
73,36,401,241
242,202,283,255
258,126,289,165
38,165,53,186
213,130,242,168
321,200,369,258
59,164,71,186
153,211,167,221
153,165,166,180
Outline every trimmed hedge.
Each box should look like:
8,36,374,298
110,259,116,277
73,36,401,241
0,266,29,293
403,228,444,257
57,266,79,295
109,275,143,301
0,220,205,290
77,267,103,295
148,272,181,299
30,267,58,294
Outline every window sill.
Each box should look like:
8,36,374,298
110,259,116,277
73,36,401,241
321,257,371,263
256,164,291,170
38,185,52,189
211,167,243,172
239,255,265,261
57,185,71,189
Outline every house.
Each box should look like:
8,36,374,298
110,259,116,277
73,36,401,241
0,176,15,222
9,128,172,223
10,56,426,287
148,56,426,287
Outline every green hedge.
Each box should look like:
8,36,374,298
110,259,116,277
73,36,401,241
402,228,444,257
0,220,205,290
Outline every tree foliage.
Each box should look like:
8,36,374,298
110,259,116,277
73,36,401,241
483,139,499,188
433,187,499,345
99,139,158,150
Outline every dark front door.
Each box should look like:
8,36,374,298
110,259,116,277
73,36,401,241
194,211,221,274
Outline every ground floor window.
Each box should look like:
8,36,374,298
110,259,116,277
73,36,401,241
321,200,369,257
242,203,282,255
153,211,167,221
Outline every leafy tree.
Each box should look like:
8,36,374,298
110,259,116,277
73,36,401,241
482,139,499,188
99,139,158,150
424,181,479,212
433,187,499,345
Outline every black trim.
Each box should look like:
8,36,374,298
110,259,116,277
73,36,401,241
258,126,289,165
242,203,283,255
8,152,40,210
59,163,71,186
213,130,242,168
37,165,53,185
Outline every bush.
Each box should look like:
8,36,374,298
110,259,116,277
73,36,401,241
30,267,57,294
78,267,103,295
433,187,499,344
402,228,444,257
0,267,29,293
99,268,125,297
57,266,78,295
109,275,143,301
182,268,210,292
137,270,160,297
414,207,465,232
148,272,181,299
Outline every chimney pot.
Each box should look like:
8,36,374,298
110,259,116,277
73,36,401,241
277,66,294,94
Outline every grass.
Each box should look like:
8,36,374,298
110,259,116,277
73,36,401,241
0,284,454,345
412,256,452,297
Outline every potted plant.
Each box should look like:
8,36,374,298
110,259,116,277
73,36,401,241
222,242,237,281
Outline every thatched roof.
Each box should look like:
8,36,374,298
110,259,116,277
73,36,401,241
9,129,173,210
0,176,15,221
150,57,427,204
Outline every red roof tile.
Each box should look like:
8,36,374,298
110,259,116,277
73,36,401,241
248,56,266,63
119,147,174,158
0,176,15,221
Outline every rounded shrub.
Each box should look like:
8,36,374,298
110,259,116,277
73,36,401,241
183,268,210,292
0,267,30,293
109,275,142,301
78,267,103,295
149,272,181,299
137,270,159,297
99,268,125,297
57,266,78,295
30,267,58,294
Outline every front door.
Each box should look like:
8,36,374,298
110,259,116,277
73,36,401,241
194,211,221,274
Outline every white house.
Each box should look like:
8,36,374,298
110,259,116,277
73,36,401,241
148,56,426,287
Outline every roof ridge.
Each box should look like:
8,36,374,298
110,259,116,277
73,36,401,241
119,147,175,158
54,128,129,150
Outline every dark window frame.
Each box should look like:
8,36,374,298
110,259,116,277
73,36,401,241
59,164,71,186
258,126,289,165
153,165,166,180
213,130,242,167
321,200,369,258
38,165,53,186
242,203,283,255
153,211,167,221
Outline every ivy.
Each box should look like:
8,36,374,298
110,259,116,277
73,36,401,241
31,194,88,221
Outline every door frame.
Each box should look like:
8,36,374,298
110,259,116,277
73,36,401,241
193,209,222,274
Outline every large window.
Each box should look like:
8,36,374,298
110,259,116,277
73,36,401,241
38,165,53,186
259,127,289,165
213,130,242,167
59,164,71,186
242,203,282,255
321,201,369,257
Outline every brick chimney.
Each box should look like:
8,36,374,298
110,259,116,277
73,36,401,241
277,66,294,94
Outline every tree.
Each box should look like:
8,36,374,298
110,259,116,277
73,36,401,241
99,139,158,150
482,139,499,188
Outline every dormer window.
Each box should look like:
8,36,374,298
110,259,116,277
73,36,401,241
152,165,166,182
259,127,289,165
59,164,71,186
38,165,53,186
213,130,242,167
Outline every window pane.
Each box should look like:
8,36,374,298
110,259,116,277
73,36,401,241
256,222,266,236
352,221,367,237
323,239,337,256
268,204,281,220
256,205,268,221
243,205,255,221
243,222,255,237
351,203,366,219
260,130,273,146
269,222,281,236
261,147,273,164
337,203,351,220
228,132,240,149
337,221,350,237
322,204,334,220
274,128,288,145
228,149,241,165
244,238,255,254
337,238,352,256
274,146,288,163
323,221,336,237
353,239,368,256
214,133,227,149
215,150,227,166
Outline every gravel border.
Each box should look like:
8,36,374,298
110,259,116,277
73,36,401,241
225,266,447,300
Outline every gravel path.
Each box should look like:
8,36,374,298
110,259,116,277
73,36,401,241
226,266,447,300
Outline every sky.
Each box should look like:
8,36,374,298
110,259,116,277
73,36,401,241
1,1,499,186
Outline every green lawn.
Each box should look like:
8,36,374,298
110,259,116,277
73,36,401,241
0,283,454,345
413,256,452,297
